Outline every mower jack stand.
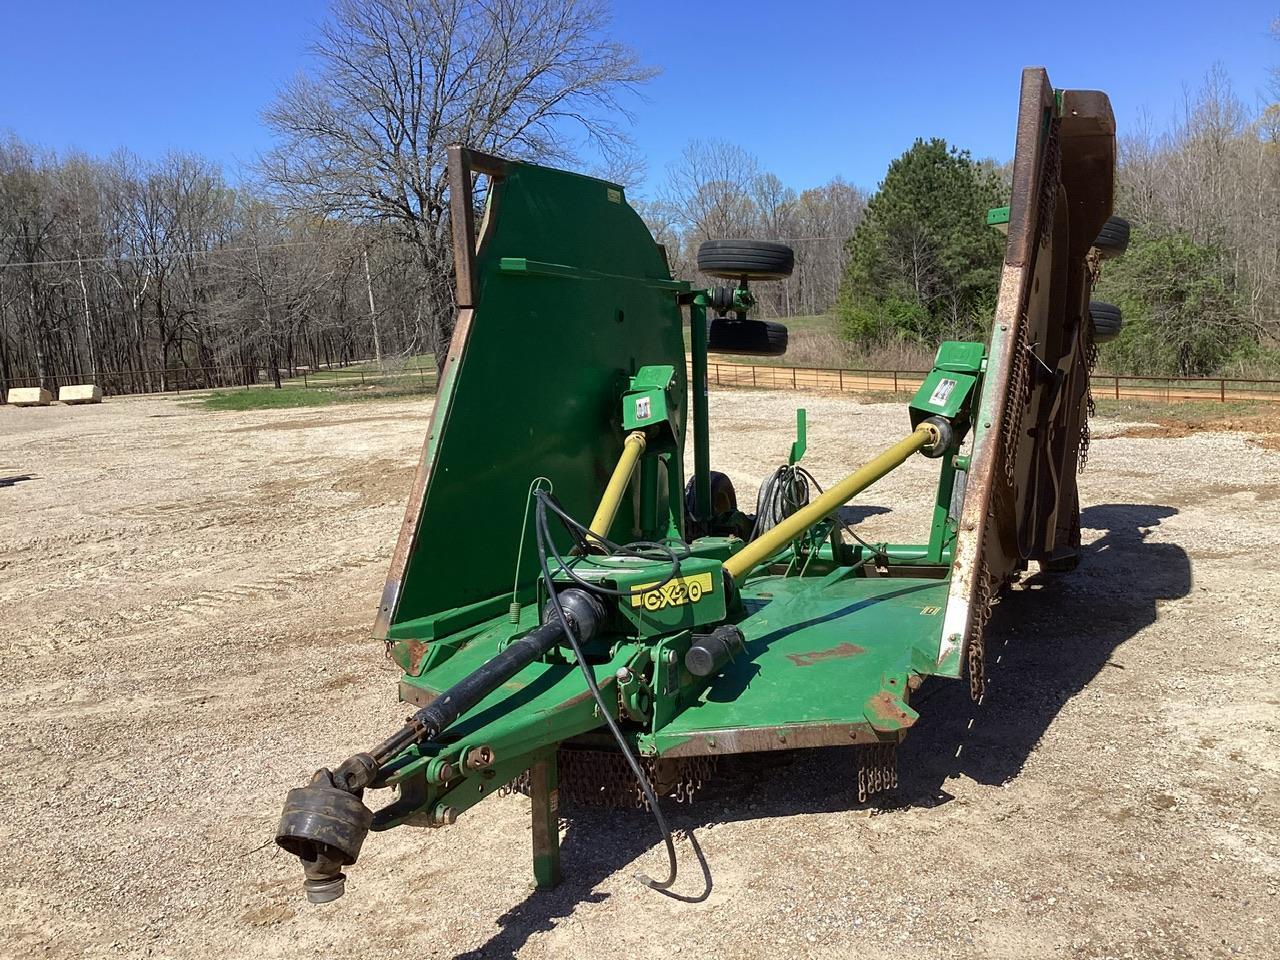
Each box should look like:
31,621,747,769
530,750,561,890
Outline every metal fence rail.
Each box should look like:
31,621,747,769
4,364,262,397
0,358,437,401
689,361,1280,405
8,359,1279,405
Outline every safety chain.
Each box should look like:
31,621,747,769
968,549,996,701
1080,335,1099,471
1079,247,1104,473
855,742,899,803
500,749,716,809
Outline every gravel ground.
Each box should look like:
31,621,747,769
1,389,1277,959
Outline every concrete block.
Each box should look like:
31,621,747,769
7,387,52,407
58,384,103,405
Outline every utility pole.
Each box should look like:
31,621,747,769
363,246,383,370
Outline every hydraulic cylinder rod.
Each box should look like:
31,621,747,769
589,430,647,539
723,422,941,581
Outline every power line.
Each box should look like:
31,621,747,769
0,238,327,270
0,227,115,243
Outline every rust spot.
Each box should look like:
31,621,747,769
786,641,865,667
560,677,615,711
865,690,912,727
394,639,431,675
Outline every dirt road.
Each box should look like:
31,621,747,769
1,391,1276,959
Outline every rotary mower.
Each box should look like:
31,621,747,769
275,67,1127,902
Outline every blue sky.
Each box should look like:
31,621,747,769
1,0,1275,195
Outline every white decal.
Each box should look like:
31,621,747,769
929,378,957,407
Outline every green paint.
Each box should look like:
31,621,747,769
364,155,992,850
689,298,711,521
622,364,677,439
649,572,948,754
789,408,807,465
388,161,688,634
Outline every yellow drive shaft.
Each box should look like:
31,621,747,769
723,422,940,581
588,430,648,539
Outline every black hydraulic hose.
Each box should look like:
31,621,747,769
535,491,688,597
533,493,680,892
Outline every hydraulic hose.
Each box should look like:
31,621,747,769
277,590,605,903
534,489,682,892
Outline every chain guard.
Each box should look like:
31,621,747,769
501,748,717,809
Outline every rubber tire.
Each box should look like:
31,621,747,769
697,239,795,280
1089,301,1122,344
707,318,788,357
684,470,738,520
1093,217,1130,259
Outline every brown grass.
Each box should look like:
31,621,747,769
781,333,935,371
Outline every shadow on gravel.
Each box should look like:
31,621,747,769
895,502,1190,804
457,503,1190,959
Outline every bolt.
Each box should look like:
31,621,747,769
615,667,633,683
433,805,458,826
663,650,678,666
466,746,494,770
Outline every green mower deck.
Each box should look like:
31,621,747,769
274,66,1124,905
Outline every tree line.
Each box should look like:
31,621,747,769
638,139,868,320
1,0,657,398
1099,66,1280,376
0,139,430,396
4,1,1276,399
835,58,1280,378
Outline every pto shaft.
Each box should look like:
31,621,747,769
588,430,647,539
276,589,607,903
722,422,941,581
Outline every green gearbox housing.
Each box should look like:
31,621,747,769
908,340,984,429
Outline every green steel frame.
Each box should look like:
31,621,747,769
364,146,988,862
279,66,1117,898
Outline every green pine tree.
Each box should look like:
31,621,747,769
838,138,1005,346
1094,230,1249,377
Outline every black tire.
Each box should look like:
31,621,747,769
1089,301,1122,344
707,318,788,357
1093,216,1130,259
684,470,738,520
697,239,795,281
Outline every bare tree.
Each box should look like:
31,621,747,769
662,139,761,244
261,0,654,363
788,178,866,316
658,140,865,318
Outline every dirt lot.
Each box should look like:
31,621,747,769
2,390,1277,959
